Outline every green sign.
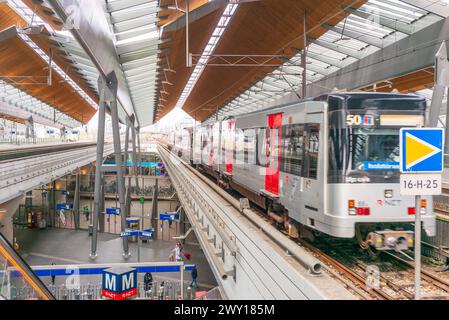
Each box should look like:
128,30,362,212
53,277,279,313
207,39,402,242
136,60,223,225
139,197,145,204
83,205,89,213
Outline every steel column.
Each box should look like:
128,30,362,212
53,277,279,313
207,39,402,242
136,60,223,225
90,79,106,259
131,125,139,191
137,127,142,176
109,72,130,258
151,178,159,239
99,177,105,233
124,119,130,176
73,173,80,230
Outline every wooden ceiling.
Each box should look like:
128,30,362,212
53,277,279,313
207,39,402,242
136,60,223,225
155,4,225,120
0,2,98,124
155,0,368,122
360,68,435,93
158,0,209,27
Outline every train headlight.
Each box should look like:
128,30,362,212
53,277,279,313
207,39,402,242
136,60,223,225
421,200,427,214
348,200,356,216
384,189,393,198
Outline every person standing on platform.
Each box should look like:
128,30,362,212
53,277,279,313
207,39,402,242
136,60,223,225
50,262,56,285
144,272,153,295
190,267,199,289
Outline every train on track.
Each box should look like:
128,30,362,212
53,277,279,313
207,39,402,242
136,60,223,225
164,93,436,251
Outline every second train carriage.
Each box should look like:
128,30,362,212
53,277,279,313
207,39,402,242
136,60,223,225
172,93,436,251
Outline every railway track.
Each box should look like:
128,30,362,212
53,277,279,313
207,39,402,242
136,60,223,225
162,146,449,300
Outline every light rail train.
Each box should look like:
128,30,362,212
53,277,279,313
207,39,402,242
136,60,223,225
166,93,436,251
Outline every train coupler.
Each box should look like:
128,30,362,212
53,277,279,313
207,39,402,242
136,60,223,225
367,230,414,251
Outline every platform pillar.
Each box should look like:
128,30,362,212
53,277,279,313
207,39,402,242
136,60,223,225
108,73,130,259
131,122,139,192
137,127,142,176
73,173,80,230
90,75,107,259
151,178,159,239
99,177,105,233
124,119,130,176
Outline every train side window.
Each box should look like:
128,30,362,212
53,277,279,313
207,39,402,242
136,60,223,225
256,128,266,167
281,124,304,176
303,124,320,179
243,129,256,164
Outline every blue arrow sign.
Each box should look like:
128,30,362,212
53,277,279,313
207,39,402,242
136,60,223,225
56,203,72,210
120,229,155,239
139,229,154,239
159,212,180,221
120,230,139,238
106,208,120,215
400,128,444,173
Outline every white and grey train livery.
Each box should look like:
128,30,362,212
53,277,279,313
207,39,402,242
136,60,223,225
168,93,436,251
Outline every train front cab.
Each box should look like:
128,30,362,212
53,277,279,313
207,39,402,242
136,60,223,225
323,93,436,251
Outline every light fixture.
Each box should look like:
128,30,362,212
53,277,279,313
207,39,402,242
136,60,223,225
174,3,239,109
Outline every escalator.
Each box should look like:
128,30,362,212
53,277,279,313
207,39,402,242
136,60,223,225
0,233,54,300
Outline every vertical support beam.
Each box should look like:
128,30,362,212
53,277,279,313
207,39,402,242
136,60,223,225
301,10,307,99
109,72,130,259
73,172,80,230
99,177,105,233
124,119,130,176
444,87,449,164
90,76,107,260
151,178,159,239
137,127,142,176
186,0,190,67
132,124,139,192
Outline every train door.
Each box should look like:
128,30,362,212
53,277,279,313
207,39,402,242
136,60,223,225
264,113,283,195
223,119,235,175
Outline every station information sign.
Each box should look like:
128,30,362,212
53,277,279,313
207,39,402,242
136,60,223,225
399,128,444,196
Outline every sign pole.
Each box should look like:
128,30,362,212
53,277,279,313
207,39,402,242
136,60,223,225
414,194,421,300
414,122,422,301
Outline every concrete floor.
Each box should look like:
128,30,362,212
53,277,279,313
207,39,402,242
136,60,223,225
14,227,217,290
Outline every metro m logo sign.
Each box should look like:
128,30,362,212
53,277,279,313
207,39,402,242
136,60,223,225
122,272,134,291
105,273,116,292
102,267,137,300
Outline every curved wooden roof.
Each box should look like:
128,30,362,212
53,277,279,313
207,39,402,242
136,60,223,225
155,0,368,122
0,2,98,124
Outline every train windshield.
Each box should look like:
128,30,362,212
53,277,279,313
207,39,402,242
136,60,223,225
329,126,402,184
351,128,399,171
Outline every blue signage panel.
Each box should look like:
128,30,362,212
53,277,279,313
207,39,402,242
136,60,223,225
56,203,72,210
159,212,180,221
120,230,139,237
106,208,120,215
102,267,137,300
400,128,444,173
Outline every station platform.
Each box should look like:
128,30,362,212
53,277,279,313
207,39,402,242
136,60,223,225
14,228,217,290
